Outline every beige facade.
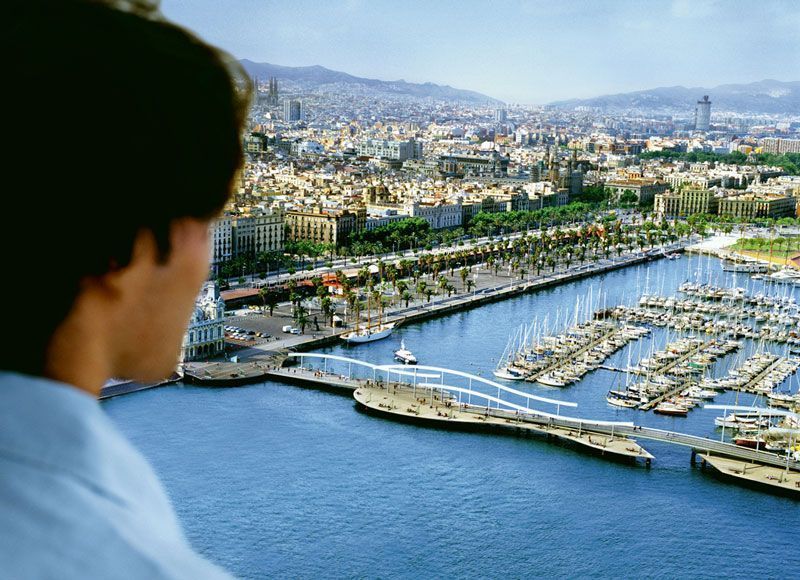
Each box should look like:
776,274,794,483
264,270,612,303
654,189,719,217
286,207,366,246
718,194,797,220
605,178,669,204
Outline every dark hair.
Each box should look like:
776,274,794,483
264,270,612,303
2,0,251,374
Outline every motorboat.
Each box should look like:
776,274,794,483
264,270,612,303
653,401,689,416
493,366,524,380
536,373,569,387
393,340,417,364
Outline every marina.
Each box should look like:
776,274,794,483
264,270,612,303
103,252,800,579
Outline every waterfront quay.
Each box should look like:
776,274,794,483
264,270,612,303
231,242,688,356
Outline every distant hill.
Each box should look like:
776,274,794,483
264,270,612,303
239,59,501,105
548,80,800,115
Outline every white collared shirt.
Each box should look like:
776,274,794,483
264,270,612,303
0,371,232,579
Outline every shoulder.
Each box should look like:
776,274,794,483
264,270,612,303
0,454,231,579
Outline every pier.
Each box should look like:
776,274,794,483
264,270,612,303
733,356,793,395
276,353,800,477
698,454,800,497
525,326,619,383
354,382,653,462
637,339,714,411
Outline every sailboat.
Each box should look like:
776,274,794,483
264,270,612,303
342,290,395,343
493,325,525,380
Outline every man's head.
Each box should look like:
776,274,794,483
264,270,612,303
2,1,250,386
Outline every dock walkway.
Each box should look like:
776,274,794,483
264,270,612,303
639,340,715,411
525,327,619,382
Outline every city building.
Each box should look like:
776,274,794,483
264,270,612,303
182,282,225,362
761,138,800,154
285,206,366,246
494,108,507,123
268,76,279,106
253,207,285,254
694,95,711,131
654,189,719,217
283,99,303,122
605,178,669,204
356,138,422,161
405,201,462,230
718,193,797,220
438,152,509,178
211,216,232,273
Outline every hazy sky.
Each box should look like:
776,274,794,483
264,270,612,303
161,0,800,104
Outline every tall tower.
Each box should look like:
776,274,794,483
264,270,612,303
694,95,711,131
268,76,278,106
283,99,302,122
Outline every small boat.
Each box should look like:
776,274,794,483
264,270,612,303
734,437,768,450
393,340,417,364
653,402,689,416
536,374,568,387
493,366,524,380
607,391,638,408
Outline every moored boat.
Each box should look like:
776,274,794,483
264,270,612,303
342,322,395,343
493,366,524,380
653,401,689,416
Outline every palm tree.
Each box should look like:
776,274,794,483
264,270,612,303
459,267,469,290
297,311,309,334
259,289,279,316
437,274,448,295
416,280,427,301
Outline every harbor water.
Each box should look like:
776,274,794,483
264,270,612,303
104,255,800,578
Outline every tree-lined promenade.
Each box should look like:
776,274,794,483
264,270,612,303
253,217,699,331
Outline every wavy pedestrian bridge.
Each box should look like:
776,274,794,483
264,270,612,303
264,352,800,495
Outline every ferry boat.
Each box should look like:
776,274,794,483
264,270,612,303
721,260,768,273
342,322,395,343
393,340,417,364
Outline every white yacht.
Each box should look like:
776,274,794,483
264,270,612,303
493,366,524,380
768,268,800,286
393,340,417,364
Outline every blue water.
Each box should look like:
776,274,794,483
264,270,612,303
104,256,800,579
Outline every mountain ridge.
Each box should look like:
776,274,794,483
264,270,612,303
548,79,800,114
239,59,501,105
